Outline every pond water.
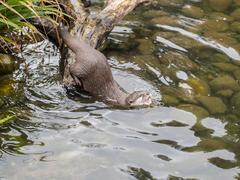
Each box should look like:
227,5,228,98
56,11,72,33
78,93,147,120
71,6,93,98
1,0,240,179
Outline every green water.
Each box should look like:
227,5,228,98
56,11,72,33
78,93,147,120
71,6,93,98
0,0,240,179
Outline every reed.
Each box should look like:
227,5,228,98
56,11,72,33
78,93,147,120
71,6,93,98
0,0,64,50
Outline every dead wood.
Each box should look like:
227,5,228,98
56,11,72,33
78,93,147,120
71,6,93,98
58,0,151,87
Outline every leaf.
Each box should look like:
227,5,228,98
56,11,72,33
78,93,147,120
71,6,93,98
0,115,15,125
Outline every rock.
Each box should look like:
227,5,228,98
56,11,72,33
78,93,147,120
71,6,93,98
209,0,233,12
0,78,15,96
169,35,203,49
231,92,240,110
231,22,240,33
156,0,184,7
153,32,176,40
216,89,234,97
186,78,210,96
209,12,234,22
195,47,219,61
182,5,204,19
136,39,155,55
233,70,240,80
178,104,209,119
108,35,138,51
202,20,229,32
159,51,199,71
150,16,178,26
209,53,230,62
204,31,238,47
0,98,4,107
162,94,180,106
234,0,240,5
224,114,239,122
231,8,240,20
161,86,198,104
209,75,240,92
143,10,168,18
196,96,227,114
0,54,18,75
159,65,179,82
232,59,240,66
133,55,159,68
197,139,226,150
212,62,239,72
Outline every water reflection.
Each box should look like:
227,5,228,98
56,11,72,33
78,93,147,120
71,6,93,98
1,0,240,179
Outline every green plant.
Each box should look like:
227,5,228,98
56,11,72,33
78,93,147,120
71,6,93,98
0,115,14,125
0,0,64,49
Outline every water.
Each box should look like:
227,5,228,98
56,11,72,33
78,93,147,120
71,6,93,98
1,0,240,179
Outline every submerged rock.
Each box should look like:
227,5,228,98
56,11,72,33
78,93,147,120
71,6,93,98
202,20,229,32
156,0,184,7
161,86,198,104
233,70,240,80
204,31,238,47
0,98,4,107
186,78,210,96
162,94,180,106
231,8,240,20
143,10,168,18
153,32,176,40
133,55,159,68
209,53,230,62
212,62,239,72
234,0,240,5
231,92,240,110
159,65,179,83
216,89,234,97
0,78,15,96
169,35,203,49
209,12,234,22
159,51,199,71
209,75,240,92
0,54,19,75
231,22,240,33
178,104,209,119
208,0,232,12
182,5,204,19
151,16,179,26
196,96,227,114
136,39,155,55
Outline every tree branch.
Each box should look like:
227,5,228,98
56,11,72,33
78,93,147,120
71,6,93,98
60,0,151,86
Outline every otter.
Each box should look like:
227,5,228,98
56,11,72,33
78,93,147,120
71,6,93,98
60,27,152,107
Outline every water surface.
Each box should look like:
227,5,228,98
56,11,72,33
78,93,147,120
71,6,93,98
1,0,240,179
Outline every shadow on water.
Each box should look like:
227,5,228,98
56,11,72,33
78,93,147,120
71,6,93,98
1,0,240,179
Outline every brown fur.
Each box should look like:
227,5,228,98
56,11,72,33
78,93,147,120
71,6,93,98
60,27,152,106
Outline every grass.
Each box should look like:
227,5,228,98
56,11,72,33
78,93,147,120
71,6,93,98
0,0,65,51
0,115,14,125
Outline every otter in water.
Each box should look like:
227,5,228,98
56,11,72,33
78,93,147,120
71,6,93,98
60,27,152,107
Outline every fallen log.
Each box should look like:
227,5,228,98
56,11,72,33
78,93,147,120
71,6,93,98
5,0,150,87
45,0,151,87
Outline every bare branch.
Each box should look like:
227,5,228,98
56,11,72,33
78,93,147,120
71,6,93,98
79,0,152,48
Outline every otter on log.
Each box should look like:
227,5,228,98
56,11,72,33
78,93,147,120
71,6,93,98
60,27,152,107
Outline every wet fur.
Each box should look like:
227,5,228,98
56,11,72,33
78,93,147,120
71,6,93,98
60,27,128,105
60,27,152,107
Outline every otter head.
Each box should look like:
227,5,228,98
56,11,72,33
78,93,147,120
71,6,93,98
125,91,152,107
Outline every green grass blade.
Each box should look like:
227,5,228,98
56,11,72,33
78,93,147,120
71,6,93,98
0,115,15,125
